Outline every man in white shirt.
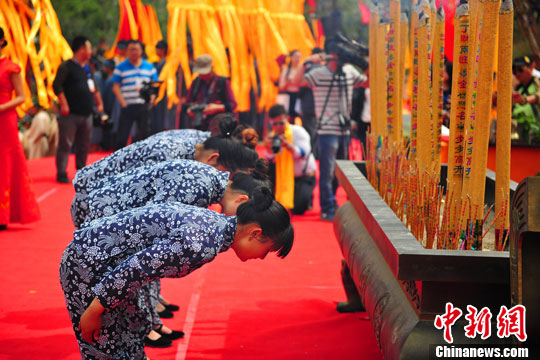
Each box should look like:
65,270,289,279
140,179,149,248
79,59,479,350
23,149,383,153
264,104,316,215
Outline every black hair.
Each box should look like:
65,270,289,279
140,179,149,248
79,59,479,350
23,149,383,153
324,35,340,54
0,27,7,48
90,55,101,70
202,116,259,173
117,39,128,49
236,187,294,258
311,47,323,55
156,40,168,51
230,159,271,196
71,36,89,53
127,39,144,49
209,113,235,136
444,56,453,85
268,104,286,119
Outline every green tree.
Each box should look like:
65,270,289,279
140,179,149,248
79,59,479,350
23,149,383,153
52,0,168,47
310,0,369,44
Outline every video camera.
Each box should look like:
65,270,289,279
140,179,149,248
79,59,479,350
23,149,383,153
92,111,112,129
271,134,282,154
325,33,369,71
188,103,206,128
140,80,162,105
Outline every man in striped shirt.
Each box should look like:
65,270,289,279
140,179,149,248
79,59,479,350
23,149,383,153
303,39,367,221
112,40,158,149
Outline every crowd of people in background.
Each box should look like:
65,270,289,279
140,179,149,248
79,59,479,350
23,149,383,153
4,25,540,230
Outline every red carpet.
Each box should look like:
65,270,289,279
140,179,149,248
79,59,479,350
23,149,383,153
0,153,382,360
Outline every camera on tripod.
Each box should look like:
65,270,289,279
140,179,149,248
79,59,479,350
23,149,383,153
188,103,206,128
325,33,369,71
271,134,282,154
139,80,162,105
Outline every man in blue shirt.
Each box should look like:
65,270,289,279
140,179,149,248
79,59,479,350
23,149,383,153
112,40,158,149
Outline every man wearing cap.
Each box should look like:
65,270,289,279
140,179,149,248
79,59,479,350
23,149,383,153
186,54,237,131
512,55,540,143
112,40,158,149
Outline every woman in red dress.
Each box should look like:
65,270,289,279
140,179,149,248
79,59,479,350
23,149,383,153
0,27,40,229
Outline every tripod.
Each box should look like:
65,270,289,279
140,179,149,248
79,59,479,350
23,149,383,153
314,61,352,160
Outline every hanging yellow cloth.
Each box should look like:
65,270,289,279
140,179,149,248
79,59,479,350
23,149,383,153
273,122,294,209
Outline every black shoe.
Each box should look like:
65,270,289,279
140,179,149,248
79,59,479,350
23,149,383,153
144,335,172,348
158,309,174,319
56,174,70,184
155,325,184,340
0,225,7,231
163,303,180,312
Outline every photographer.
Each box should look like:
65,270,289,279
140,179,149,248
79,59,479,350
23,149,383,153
112,40,158,150
303,35,367,221
186,54,237,131
264,105,316,215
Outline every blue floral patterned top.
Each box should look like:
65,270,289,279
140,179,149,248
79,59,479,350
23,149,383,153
75,160,229,227
73,130,211,196
150,129,210,143
64,203,236,309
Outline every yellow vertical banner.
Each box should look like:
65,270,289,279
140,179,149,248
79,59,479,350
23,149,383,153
387,0,401,144
0,0,72,112
417,10,431,172
211,0,251,111
369,5,379,136
469,0,501,246
495,0,513,251
376,6,388,138
431,5,445,176
410,3,420,159
447,0,470,228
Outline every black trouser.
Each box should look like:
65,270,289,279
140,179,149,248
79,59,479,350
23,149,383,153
292,175,316,215
356,120,370,156
115,104,151,149
268,161,315,215
287,91,299,121
56,113,93,177
299,87,317,159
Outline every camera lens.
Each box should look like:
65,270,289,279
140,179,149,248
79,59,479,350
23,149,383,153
272,135,282,154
